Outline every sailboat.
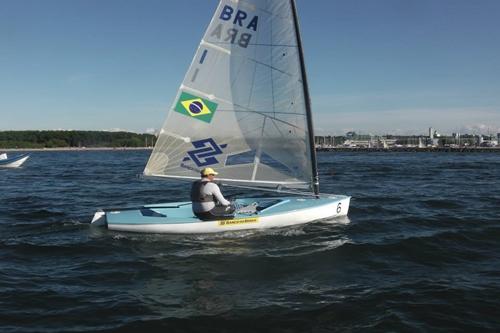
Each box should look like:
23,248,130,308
92,0,350,233
0,153,30,168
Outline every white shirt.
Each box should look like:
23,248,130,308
192,178,231,213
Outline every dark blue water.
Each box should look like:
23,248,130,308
1,151,499,332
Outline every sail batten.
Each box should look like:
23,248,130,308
201,40,232,54
145,0,315,192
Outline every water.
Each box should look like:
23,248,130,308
1,151,499,332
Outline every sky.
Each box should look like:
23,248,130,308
1,0,500,136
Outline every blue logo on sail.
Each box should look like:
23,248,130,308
182,138,227,167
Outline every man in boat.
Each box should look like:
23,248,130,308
191,167,235,220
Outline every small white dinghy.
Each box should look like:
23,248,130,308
0,153,30,168
92,0,351,233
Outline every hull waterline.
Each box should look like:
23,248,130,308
91,195,351,234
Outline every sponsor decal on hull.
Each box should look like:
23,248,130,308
218,217,259,226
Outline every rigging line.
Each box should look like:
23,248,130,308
238,111,304,131
256,111,304,131
247,51,258,109
218,109,304,116
270,9,276,119
227,49,300,78
245,1,262,111
269,117,286,138
234,111,254,123
249,56,298,78
239,123,267,134
209,41,297,48
215,105,306,131
230,55,247,90
221,183,315,196
225,50,299,79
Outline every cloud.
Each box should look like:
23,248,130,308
459,123,500,135
311,89,500,135
144,128,157,134
105,128,130,133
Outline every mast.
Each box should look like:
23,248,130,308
290,0,320,196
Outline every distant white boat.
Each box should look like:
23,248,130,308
0,153,30,168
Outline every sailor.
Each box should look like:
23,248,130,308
191,167,235,220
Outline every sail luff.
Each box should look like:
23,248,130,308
143,2,226,177
290,0,320,195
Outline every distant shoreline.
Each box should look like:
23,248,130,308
2,146,499,153
2,147,153,152
317,147,500,153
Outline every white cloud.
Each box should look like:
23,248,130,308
144,128,157,134
459,123,500,135
311,89,500,135
105,128,130,133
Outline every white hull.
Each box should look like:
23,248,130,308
0,154,30,168
92,195,351,234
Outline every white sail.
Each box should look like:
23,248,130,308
144,0,313,190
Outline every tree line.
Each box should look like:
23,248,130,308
0,131,156,149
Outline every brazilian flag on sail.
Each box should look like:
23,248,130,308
174,92,218,123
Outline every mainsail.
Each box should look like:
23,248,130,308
144,0,316,191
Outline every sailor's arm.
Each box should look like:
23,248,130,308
208,183,231,206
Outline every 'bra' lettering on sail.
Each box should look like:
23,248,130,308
211,4,259,48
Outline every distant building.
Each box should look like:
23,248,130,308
315,129,499,149
418,137,425,148
345,131,356,139
314,136,345,147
